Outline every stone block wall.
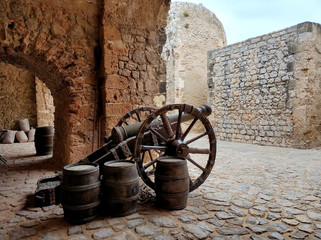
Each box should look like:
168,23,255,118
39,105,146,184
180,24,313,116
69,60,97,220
101,0,169,136
208,22,321,148
0,62,37,129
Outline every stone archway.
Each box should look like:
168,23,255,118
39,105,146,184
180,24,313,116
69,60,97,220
0,0,101,167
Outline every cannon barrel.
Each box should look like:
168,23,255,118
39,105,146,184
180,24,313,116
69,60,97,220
111,104,212,143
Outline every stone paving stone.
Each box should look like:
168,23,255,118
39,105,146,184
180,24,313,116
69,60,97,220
21,220,41,228
231,198,254,209
297,223,314,233
267,212,281,221
281,218,299,226
246,217,269,225
9,228,38,240
92,228,114,240
206,218,225,227
135,224,163,237
258,193,272,201
126,219,146,228
69,235,88,240
178,214,196,223
67,225,83,235
151,233,172,240
267,232,284,240
268,223,292,234
226,218,243,226
315,231,321,239
112,224,126,232
275,198,294,207
182,223,212,239
296,215,312,223
215,211,237,220
307,211,321,221
210,236,229,240
203,192,233,202
289,230,309,239
246,225,269,234
197,214,213,220
216,227,250,236
112,230,137,240
38,232,63,240
185,206,206,215
284,208,303,215
249,235,267,240
86,220,105,230
150,216,178,228
229,206,247,217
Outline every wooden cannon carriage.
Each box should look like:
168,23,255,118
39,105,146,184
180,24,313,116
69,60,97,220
35,103,217,206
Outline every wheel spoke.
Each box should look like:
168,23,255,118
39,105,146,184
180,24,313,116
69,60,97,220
141,145,167,151
147,150,157,170
175,110,183,140
160,113,175,139
144,159,157,170
181,117,198,141
135,110,141,122
149,127,167,143
188,147,211,154
185,131,208,145
186,156,210,174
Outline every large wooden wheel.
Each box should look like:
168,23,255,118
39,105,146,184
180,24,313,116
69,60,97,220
133,104,217,192
116,107,155,127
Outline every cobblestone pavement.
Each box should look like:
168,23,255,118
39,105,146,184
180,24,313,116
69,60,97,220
0,140,321,240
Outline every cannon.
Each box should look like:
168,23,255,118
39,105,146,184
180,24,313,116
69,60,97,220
35,103,217,206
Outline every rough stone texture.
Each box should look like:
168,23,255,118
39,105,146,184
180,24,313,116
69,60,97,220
35,77,55,127
208,22,321,148
1,139,321,239
163,2,226,107
0,62,37,130
101,0,169,136
0,0,169,166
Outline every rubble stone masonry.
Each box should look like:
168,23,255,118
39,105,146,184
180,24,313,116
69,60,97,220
208,22,321,148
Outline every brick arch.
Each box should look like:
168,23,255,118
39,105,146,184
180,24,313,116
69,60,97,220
0,0,100,167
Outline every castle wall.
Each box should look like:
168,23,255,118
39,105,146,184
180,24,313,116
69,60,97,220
163,2,226,107
208,22,321,148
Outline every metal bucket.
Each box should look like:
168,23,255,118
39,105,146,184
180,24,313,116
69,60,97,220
61,162,100,224
102,160,139,217
35,126,54,155
155,156,189,210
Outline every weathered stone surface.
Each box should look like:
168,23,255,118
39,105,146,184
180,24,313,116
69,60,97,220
207,218,225,227
68,225,83,235
151,234,172,240
10,229,38,240
92,228,114,240
135,225,163,237
216,227,250,236
215,211,237,220
307,211,321,221
267,212,281,221
150,216,178,228
86,220,104,230
231,198,254,209
246,225,269,234
289,231,308,239
268,232,284,240
246,217,269,225
126,219,146,228
179,215,197,223
37,232,63,240
182,223,212,239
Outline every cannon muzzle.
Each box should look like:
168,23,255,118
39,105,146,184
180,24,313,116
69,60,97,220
111,104,212,143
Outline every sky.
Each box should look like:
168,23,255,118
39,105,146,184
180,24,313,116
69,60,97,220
172,0,321,45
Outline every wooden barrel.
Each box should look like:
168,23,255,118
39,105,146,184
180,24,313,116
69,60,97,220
102,160,139,217
155,156,189,210
61,162,100,224
35,126,54,156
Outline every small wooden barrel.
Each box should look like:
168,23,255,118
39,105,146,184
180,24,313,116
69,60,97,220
155,156,189,210
61,162,100,224
35,126,54,156
102,160,139,217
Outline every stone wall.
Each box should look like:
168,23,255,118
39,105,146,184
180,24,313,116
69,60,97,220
0,62,37,130
35,77,55,127
0,0,169,166
163,2,226,106
208,22,321,148
101,0,169,136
